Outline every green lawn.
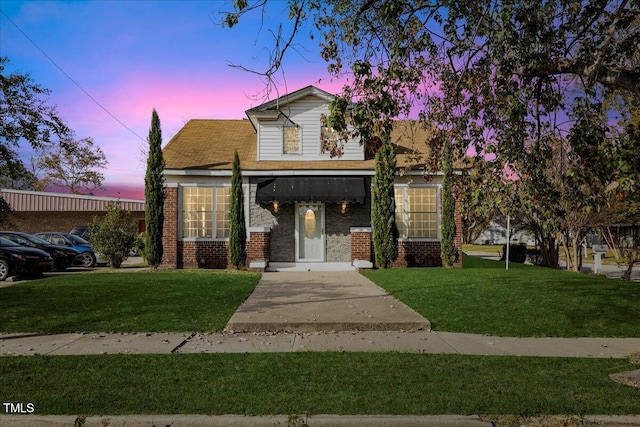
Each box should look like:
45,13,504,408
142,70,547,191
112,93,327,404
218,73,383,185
362,255,640,337
0,270,260,333
1,353,638,416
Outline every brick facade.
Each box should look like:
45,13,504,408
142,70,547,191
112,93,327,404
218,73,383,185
6,210,144,235
180,241,229,269
161,182,463,270
392,240,443,267
350,229,372,264
247,229,270,271
161,187,179,269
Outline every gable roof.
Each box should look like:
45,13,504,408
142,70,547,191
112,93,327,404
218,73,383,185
245,86,336,129
163,119,436,173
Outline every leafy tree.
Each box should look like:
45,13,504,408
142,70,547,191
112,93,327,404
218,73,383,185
1,57,70,160
371,134,398,268
0,161,37,190
34,137,107,194
1,56,71,222
144,109,165,268
90,202,137,268
229,151,247,268
222,1,639,269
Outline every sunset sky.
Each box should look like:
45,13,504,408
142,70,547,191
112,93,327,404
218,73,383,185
0,0,345,199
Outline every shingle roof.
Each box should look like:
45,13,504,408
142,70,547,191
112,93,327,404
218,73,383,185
162,119,436,172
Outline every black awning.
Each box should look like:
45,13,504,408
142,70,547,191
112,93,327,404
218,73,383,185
255,177,366,204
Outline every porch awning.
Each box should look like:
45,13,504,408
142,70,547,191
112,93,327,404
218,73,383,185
255,177,366,204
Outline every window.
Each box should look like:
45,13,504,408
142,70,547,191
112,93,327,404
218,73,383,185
395,187,439,239
283,123,301,154
181,187,230,238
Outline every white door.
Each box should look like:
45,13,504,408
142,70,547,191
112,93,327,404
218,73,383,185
296,203,324,261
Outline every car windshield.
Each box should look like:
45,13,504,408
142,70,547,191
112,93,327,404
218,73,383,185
16,233,52,245
67,234,90,244
0,237,20,247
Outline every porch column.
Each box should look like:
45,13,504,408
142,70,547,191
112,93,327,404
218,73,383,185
350,227,373,269
248,227,271,271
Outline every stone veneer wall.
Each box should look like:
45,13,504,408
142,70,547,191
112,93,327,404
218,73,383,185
325,202,370,262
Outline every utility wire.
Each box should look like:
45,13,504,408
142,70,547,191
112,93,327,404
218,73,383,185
0,9,147,143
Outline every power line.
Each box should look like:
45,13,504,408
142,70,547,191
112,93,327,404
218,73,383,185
0,8,147,143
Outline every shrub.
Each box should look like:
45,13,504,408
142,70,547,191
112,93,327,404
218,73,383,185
500,244,527,263
90,202,137,268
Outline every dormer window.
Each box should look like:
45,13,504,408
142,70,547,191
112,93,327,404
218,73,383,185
282,122,301,154
320,114,338,154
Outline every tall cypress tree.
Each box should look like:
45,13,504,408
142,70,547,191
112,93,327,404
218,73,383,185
229,151,246,268
144,109,165,268
371,134,398,268
441,138,457,266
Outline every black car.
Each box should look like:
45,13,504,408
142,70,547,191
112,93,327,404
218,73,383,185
0,237,54,281
0,232,80,271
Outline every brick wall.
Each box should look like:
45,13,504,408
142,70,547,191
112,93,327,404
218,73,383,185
7,211,145,234
161,187,178,269
181,240,229,269
392,241,443,267
247,230,270,266
351,230,372,263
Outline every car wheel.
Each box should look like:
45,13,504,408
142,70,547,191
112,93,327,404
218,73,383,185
0,259,10,281
80,252,96,268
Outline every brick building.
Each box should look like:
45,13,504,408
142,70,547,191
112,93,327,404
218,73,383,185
1,189,145,234
162,86,462,271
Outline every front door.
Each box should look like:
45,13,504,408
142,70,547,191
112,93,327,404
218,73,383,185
296,203,324,261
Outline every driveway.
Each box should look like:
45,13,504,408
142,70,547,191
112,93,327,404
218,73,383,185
225,271,430,332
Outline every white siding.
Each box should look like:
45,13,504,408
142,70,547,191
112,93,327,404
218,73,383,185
257,96,364,161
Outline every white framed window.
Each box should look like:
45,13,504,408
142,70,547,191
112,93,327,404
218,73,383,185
394,186,439,239
181,187,230,239
282,123,301,154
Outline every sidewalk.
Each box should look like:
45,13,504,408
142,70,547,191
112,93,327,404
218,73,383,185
2,330,640,359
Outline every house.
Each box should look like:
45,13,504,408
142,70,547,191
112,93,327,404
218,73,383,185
161,86,462,271
1,188,145,234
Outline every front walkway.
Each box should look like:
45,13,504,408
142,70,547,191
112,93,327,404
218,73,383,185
224,271,431,332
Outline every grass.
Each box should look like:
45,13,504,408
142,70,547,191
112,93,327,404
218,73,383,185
0,353,638,416
362,255,640,337
0,270,260,333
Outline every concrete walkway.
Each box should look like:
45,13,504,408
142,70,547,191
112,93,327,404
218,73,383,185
225,271,430,332
3,330,640,359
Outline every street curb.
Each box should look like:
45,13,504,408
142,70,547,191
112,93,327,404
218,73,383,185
1,414,640,427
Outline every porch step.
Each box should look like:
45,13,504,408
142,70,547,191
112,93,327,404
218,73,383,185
266,262,356,272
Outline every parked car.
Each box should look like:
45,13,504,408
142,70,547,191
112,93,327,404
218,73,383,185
0,232,80,271
0,237,54,281
70,225,91,241
34,232,105,267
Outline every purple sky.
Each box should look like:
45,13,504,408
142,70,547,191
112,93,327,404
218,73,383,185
0,0,345,199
